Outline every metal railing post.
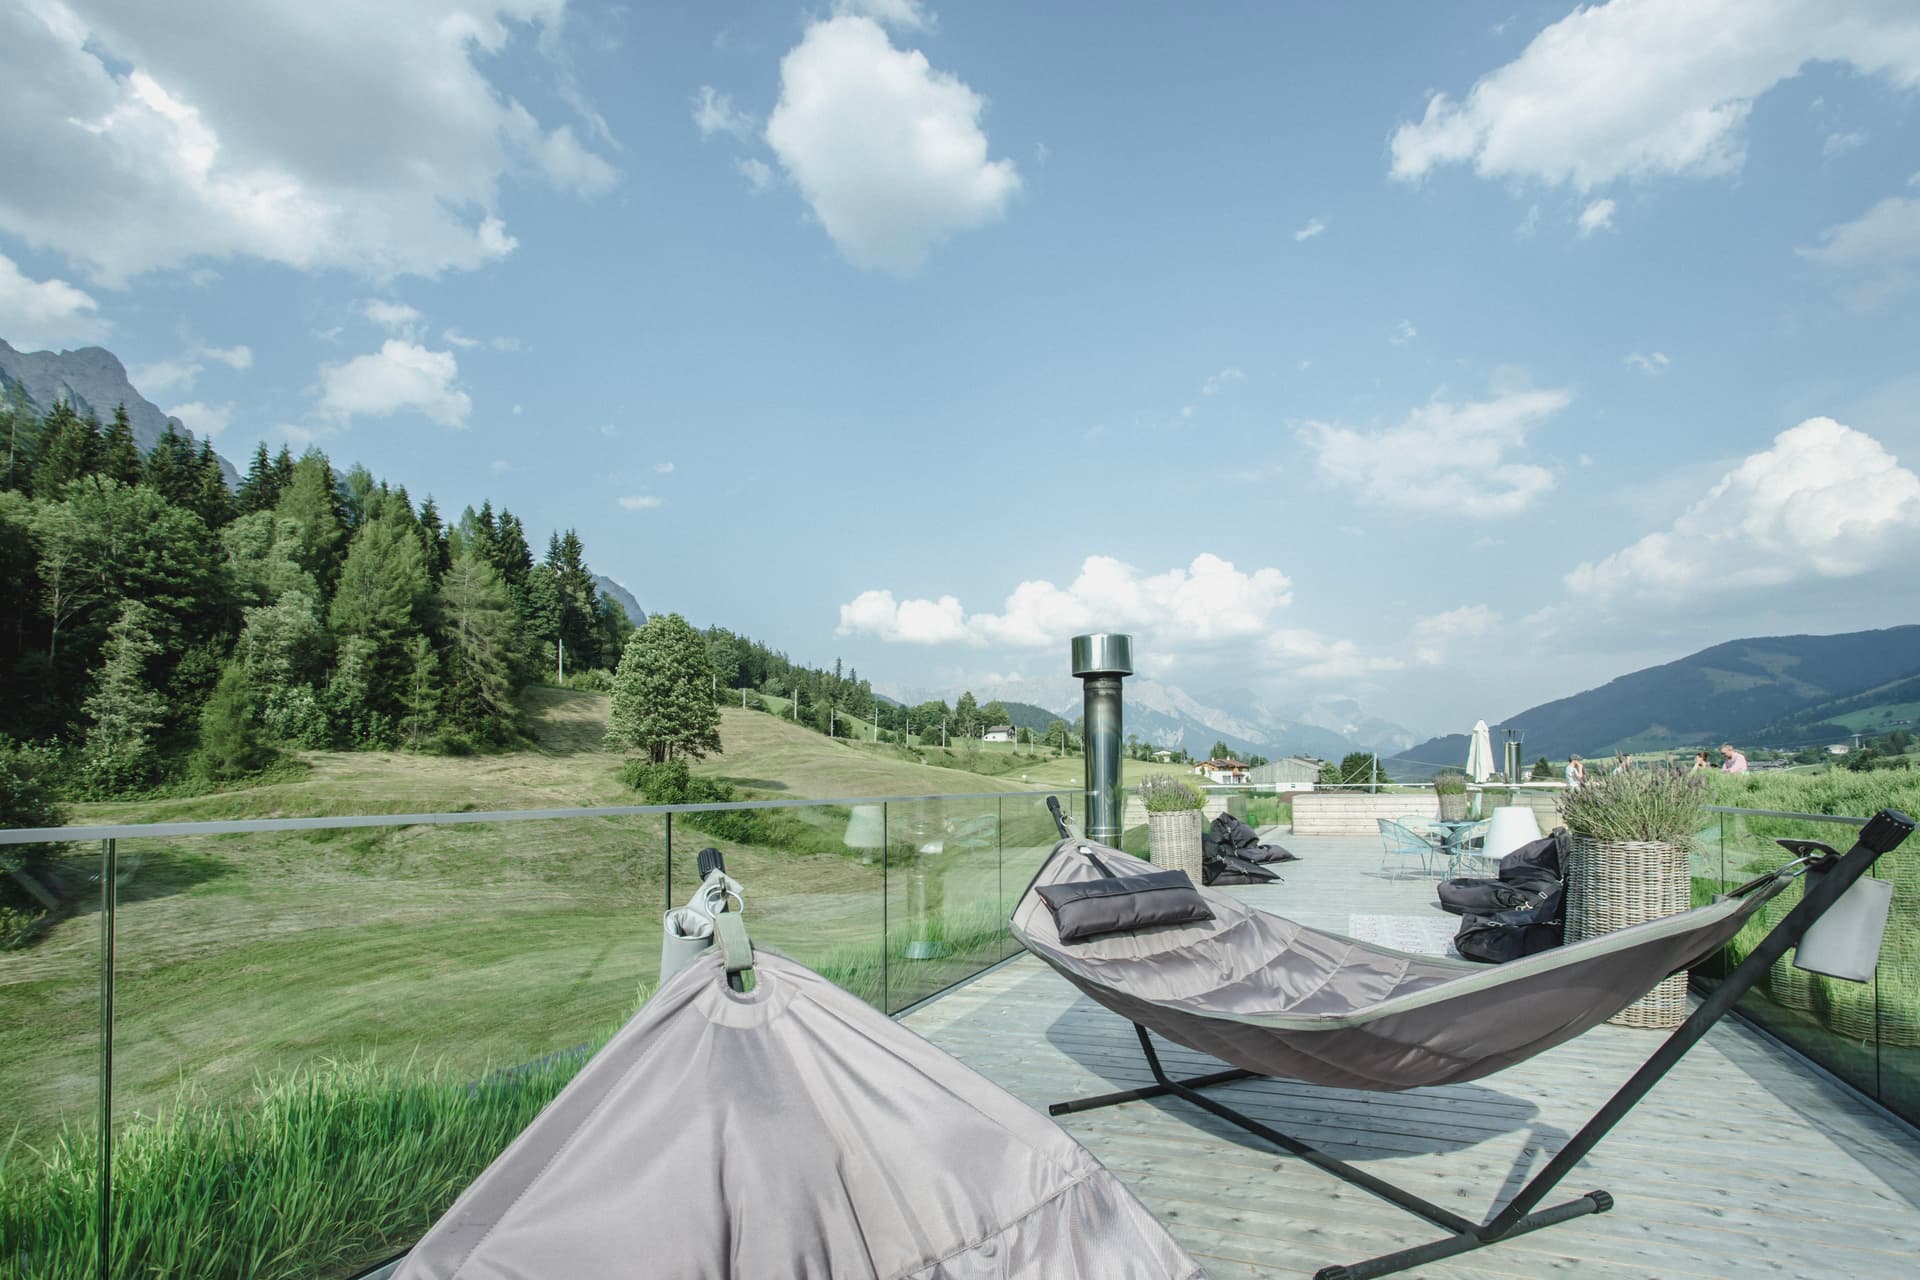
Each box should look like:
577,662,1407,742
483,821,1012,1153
1072,634,1133,847
98,837,115,1280
880,803,890,1012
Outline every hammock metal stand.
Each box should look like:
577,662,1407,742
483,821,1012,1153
1046,808,1914,1280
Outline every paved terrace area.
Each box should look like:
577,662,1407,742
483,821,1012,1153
902,833,1920,1280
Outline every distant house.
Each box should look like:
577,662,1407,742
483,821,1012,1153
1828,744,1850,755
982,725,1016,743
1246,757,1321,791
1150,749,1177,763
1194,757,1250,785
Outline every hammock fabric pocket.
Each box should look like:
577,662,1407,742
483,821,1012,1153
1037,869,1214,943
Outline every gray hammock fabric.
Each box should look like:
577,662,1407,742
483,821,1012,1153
395,945,1201,1280
1013,836,1785,1092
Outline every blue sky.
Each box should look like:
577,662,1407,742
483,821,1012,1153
3,0,1918,739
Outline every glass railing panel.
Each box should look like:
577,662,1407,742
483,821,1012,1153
999,793,1067,960
0,834,105,1279
666,801,886,1008
882,796,1004,1014
103,815,667,1280
1697,810,1885,1109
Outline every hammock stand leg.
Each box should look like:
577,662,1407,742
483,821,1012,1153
1043,810,1917,1280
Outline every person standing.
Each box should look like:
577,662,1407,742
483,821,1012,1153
1720,743,1748,774
1564,754,1586,789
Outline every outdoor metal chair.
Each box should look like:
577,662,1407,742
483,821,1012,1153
1445,819,1495,877
1376,818,1438,879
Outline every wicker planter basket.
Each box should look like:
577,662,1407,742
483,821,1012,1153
1148,809,1204,884
1437,790,1469,822
1564,835,1692,1029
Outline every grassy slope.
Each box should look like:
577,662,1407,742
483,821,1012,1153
0,690,1068,1153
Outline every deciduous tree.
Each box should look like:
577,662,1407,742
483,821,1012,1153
605,612,721,763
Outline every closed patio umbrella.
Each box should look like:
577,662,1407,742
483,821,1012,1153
1466,719,1495,782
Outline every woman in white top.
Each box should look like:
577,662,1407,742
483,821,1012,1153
1564,754,1586,789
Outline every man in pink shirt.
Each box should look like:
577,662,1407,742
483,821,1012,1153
1720,743,1748,774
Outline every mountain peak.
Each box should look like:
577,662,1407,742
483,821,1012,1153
0,338,239,486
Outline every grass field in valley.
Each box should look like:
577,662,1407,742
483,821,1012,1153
0,690,1073,1278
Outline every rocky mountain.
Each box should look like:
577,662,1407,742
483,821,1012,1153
0,339,239,485
594,575,646,626
1388,625,1920,774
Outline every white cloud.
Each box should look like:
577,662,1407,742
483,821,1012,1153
1516,203,1541,237
128,357,201,395
765,16,1020,273
1625,350,1670,374
618,494,662,510
1261,630,1403,682
319,340,471,428
0,1,612,284
0,251,109,349
834,0,934,31
1799,193,1920,304
361,299,425,339
442,329,482,349
1565,418,1920,604
1576,197,1616,237
1293,217,1327,242
1410,604,1500,667
1388,0,1920,191
1300,386,1571,518
1824,130,1869,157
838,554,1294,652
692,86,756,140
490,459,510,473
491,335,522,352
737,157,774,194
653,461,675,473
167,399,233,439
1201,367,1244,396
128,337,253,395
200,342,251,370
1389,319,1417,345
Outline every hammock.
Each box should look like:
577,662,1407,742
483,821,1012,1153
395,857,1200,1280
1013,832,1777,1092
1014,798,1913,1280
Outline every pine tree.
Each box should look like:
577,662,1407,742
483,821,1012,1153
329,515,431,716
237,442,279,513
81,601,167,794
101,405,142,485
0,382,43,493
955,691,980,738
275,450,347,596
195,663,275,779
438,547,517,740
398,633,439,749
31,401,98,497
142,424,198,507
191,439,232,529
271,445,296,493
417,496,450,585
605,613,721,763
494,510,534,587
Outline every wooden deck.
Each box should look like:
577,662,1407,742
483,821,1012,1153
902,834,1920,1280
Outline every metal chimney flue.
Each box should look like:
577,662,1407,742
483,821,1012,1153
1071,634,1133,846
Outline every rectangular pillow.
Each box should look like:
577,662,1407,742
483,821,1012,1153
1036,870,1214,943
